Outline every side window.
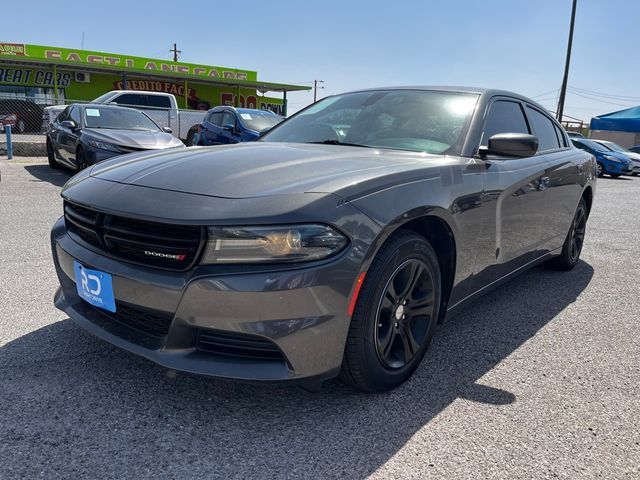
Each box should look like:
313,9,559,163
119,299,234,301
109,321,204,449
554,124,567,148
69,106,81,126
222,111,236,128
573,141,589,152
57,106,70,123
526,106,560,152
146,95,171,109
481,100,529,146
111,93,147,107
208,112,223,126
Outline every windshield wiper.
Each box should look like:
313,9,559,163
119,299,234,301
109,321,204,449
305,139,373,148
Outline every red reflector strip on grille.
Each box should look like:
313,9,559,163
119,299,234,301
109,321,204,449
347,271,367,317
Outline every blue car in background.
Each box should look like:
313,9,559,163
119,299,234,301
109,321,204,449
193,107,282,146
571,138,633,178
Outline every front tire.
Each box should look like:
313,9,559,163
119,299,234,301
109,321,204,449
75,147,87,172
186,127,199,146
46,139,59,169
547,197,588,271
340,231,441,392
596,162,604,177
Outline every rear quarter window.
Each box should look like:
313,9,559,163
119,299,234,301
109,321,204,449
526,106,560,152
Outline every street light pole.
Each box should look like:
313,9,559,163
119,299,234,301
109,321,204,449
556,0,578,123
313,80,324,102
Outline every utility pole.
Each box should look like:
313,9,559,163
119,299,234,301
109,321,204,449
556,0,578,123
313,80,325,102
170,43,181,62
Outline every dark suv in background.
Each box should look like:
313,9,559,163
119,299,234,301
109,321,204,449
191,107,282,146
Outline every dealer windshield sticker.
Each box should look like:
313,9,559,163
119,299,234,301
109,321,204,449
240,113,252,120
86,108,100,117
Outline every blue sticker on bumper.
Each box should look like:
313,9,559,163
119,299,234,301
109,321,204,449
73,261,116,313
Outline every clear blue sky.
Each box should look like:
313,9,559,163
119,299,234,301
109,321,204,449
5,0,640,121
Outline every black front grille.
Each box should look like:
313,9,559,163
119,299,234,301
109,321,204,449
84,301,173,337
64,201,205,270
197,329,285,361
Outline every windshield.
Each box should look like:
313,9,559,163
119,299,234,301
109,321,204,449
600,141,629,153
261,90,479,155
92,92,118,104
83,107,160,131
238,111,282,132
575,139,611,152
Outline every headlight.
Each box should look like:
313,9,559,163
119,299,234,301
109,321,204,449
603,155,622,163
87,139,121,152
201,224,348,264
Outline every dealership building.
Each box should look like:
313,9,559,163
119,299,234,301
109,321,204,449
0,42,310,116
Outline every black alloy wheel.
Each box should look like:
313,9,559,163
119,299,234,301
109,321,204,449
47,140,59,169
375,259,435,369
340,230,441,392
547,197,588,271
76,148,87,172
568,201,587,264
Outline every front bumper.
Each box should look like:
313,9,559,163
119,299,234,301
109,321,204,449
51,216,360,382
604,161,633,175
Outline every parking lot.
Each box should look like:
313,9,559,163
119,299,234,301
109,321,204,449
0,158,638,479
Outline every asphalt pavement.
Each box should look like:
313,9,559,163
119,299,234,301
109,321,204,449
0,159,638,479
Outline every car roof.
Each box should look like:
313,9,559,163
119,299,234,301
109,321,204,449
341,85,529,99
71,103,142,111
319,86,555,118
206,106,275,115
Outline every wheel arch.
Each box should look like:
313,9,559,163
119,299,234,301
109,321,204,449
361,208,457,324
582,185,594,215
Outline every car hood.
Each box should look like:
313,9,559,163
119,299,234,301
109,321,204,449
88,142,450,199
622,151,640,162
83,128,182,149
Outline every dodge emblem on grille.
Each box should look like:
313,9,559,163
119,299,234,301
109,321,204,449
144,250,187,261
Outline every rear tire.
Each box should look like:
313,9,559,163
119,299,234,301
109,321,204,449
546,197,588,271
46,140,59,169
340,231,441,392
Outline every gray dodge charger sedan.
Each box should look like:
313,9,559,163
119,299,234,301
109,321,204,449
51,87,595,392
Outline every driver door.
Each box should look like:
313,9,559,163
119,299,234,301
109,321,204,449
473,98,551,286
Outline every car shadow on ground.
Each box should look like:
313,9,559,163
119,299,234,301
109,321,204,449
0,261,593,478
23,164,73,188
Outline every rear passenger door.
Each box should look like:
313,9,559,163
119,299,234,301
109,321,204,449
525,105,583,253
475,98,551,285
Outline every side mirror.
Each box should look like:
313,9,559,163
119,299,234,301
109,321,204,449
60,120,78,130
482,133,539,158
223,123,235,132
258,127,272,138
163,126,172,134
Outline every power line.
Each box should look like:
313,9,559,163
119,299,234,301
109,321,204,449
569,86,640,101
531,88,560,99
568,90,638,108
